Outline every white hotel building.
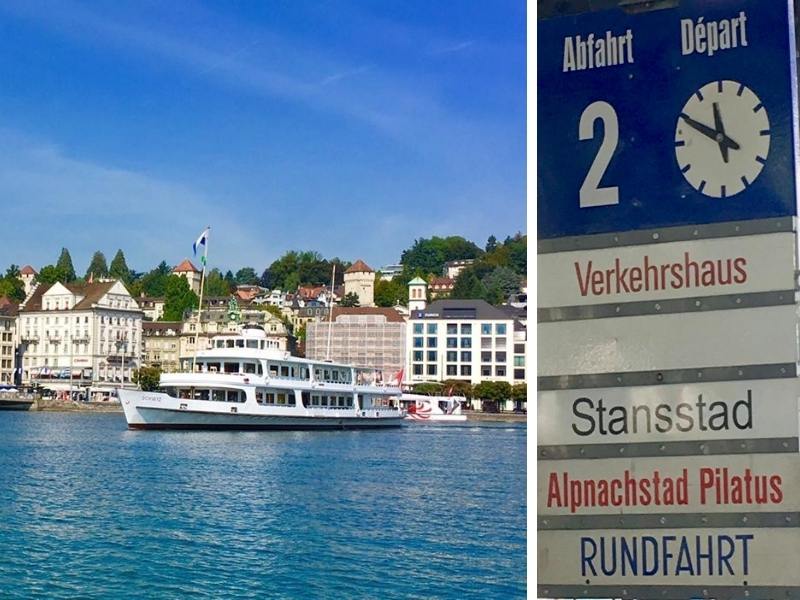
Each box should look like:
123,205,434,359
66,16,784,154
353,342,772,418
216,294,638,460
18,280,143,399
404,297,521,386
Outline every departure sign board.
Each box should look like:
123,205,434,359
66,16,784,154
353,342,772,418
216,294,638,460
537,1,800,598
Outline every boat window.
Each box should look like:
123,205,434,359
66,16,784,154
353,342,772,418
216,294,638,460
277,393,286,405
236,339,245,348
259,341,265,349
224,362,238,373
212,389,226,402
161,387,176,396
257,363,263,375
256,390,265,404
215,340,223,348
195,389,209,401
280,365,289,377
207,362,220,373
301,367,309,380
301,391,310,407
323,369,330,381
266,392,275,404
246,340,258,349
332,370,339,381
226,390,241,403
178,388,191,399
244,362,256,374
226,340,235,348
314,368,321,380
269,364,278,377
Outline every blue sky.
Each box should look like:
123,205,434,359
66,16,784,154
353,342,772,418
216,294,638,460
0,1,525,275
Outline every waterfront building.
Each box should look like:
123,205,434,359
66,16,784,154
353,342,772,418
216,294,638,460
173,259,202,294
405,298,516,386
378,264,403,281
306,307,406,382
443,259,475,280
343,260,375,307
18,266,37,298
408,277,427,312
138,296,165,321
429,277,454,299
0,298,18,385
291,303,330,332
18,280,143,399
179,298,290,359
142,321,182,373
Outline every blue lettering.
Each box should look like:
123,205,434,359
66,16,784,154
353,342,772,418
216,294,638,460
642,536,659,576
717,535,735,575
600,536,617,576
675,537,695,576
581,537,598,576
695,535,714,575
736,534,753,576
621,536,638,575
661,535,676,575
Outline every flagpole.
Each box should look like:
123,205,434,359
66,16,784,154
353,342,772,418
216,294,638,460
192,227,210,373
325,263,335,361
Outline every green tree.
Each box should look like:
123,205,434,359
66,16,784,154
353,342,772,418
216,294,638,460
85,251,109,280
235,267,259,285
412,382,444,395
56,248,76,282
109,250,132,283
441,379,473,398
162,276,198,321
451,269,487,300
400,236,482,276
224,270,236,290
0,267,24,302
204,269,233,297
339,292,360,307
140,262,172,297
133,366,162,391
482,266,521,305
485,235,498,253
511,383,527,403
36,264,68,285
374,277,407,307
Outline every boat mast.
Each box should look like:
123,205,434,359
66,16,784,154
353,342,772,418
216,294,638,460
192,226,210,373
325,263,335,361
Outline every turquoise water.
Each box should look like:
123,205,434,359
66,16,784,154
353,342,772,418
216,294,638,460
0,413,527,598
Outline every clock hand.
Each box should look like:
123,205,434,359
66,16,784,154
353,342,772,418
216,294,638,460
681,112,741,156
680,113,721,144
712,102,729,163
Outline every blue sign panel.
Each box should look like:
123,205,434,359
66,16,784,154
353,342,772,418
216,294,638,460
538,0,798,238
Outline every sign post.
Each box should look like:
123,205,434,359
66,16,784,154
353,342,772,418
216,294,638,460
537,1,800,598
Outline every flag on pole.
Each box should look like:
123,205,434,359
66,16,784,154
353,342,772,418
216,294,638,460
193,227,209,267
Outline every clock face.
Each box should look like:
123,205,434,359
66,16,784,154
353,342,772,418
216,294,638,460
674,80,770,198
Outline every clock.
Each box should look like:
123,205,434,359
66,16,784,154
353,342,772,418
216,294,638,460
674,80,770,198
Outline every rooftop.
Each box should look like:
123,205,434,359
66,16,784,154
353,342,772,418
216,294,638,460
20,265,36,275
324,306,405,323
21,281,120,313
173,259,200,273
345,259,374,274
411,299,512,321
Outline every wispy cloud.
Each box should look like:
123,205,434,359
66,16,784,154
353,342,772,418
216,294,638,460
0,129,265,271
319,65,371,86
428,40,475,55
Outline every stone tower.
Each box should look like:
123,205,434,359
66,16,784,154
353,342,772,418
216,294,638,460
408,277,427,312
343,259,375,307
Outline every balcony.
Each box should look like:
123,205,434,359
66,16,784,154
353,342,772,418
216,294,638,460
20,333,39,342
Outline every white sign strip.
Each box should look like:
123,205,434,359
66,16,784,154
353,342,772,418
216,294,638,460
538,453,800,516
538,232,796,308
538,528,800,587
537,305,799,376
537,379,800,446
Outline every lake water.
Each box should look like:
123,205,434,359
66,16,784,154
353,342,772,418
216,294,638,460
0,412,527,598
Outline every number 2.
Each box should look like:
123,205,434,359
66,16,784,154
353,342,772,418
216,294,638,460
579,101,619,208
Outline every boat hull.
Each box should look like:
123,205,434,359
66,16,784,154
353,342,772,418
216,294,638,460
119,389,405,431
0,399,33,411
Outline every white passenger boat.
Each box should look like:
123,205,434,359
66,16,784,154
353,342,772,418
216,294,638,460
399,393,468,422
118,325,406,430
